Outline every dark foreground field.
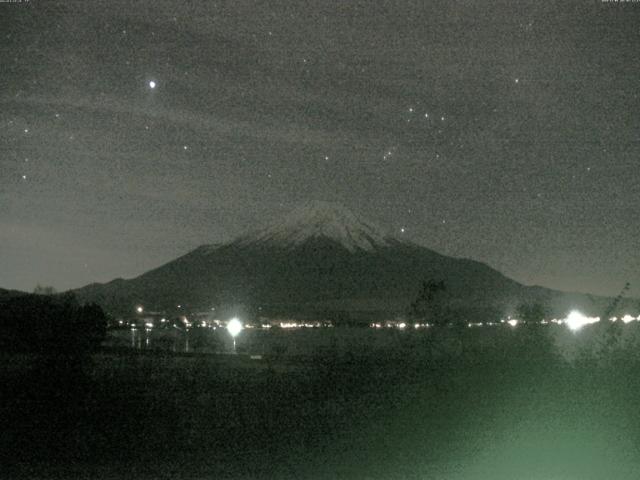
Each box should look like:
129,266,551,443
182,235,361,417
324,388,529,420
3,325,640,479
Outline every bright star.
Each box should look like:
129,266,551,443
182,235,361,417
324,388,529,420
149,81,157,89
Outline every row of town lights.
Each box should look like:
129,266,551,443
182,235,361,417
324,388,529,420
136,305,243,352
134,305,638,335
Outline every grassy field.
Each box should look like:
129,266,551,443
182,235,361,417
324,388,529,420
3,324,640,479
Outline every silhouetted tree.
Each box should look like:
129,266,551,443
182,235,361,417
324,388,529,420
409,280,449,326
0,292,106,354
600,282,631,350
515,302,547,324
33,284,57,296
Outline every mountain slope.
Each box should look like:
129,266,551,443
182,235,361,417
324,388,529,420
73,202,631,320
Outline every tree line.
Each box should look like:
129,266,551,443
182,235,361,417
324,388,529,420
0,290,107,355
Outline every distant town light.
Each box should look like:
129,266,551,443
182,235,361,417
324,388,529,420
621,314,636,324
507,319,518,327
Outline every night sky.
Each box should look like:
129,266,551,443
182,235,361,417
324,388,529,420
1,0,639,297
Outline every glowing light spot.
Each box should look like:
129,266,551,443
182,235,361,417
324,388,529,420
622,314,635,324
136,306,143,313
507,319,518,327
227,317,243,337
149,81,157,89
565,310,599,331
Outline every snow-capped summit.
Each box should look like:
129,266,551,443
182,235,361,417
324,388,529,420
233,201,396,252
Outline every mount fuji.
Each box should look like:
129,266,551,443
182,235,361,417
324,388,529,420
73,202,620,321
234,202,395,252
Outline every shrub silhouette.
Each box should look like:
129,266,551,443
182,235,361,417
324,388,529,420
0,292,106,354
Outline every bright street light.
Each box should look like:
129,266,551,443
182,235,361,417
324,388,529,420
227,317,243,353
565,310,598,331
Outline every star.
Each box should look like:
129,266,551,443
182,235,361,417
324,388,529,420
149,80,157,89
183,145,189,150
514,78,519,84
21,175,27,180
24,128,29,133
400,227,406,233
